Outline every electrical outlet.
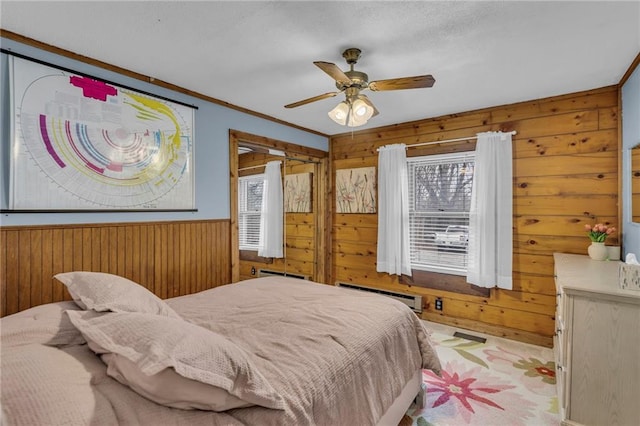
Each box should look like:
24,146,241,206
251,266,256,276
435,297,443,311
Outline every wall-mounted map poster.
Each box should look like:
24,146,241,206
9,55,195,210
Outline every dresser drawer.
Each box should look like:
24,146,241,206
555,290,564,322
554,316,564,362
558,370,567,415
555,289,565,365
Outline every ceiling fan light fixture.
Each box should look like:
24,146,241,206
347,115,367,127
328,101,350,125
346,108,368,128
352,98,374,121
328,99,373,127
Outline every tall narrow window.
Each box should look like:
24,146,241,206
407,152,475,275
238,174,264,251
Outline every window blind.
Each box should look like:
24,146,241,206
407,152,475,275
238,174,264,251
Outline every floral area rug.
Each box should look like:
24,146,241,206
406,325,559,425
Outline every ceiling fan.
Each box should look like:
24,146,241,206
285,47,435,127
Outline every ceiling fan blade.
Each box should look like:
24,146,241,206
284,92,339,109
358,94,380,117
369,74,435,91
313,61,352,85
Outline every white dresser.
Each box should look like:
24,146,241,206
553,253,640,426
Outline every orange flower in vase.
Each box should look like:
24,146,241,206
584,223,616,260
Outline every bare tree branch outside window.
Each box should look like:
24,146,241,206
408,156,475,274
414,162,474,212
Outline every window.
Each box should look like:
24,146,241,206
407,152,475,275
238,174,264,251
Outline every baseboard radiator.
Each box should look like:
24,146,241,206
336,282,423,313
258,269,309,280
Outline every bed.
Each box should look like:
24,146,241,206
1,272,441,425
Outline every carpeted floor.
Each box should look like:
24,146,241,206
404,322,559,426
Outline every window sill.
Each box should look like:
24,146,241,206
239,250,273,263
400,269,490,297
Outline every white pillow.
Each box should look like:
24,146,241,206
66,311,285,411
55,271,181,318
102,354,253,411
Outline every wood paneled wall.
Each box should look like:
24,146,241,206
0,219,231,317
330,86,620,347
237,153,320,281
230,129,329,284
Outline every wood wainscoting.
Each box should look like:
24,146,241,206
0,219,231,318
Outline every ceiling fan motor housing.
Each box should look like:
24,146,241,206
336,48,368,91
337,70,369,91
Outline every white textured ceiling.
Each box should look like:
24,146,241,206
2,1,639,136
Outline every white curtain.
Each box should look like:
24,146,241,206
467,132,513,289
258,161,284,258
377,144,411,276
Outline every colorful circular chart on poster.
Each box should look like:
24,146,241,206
10,55,195,210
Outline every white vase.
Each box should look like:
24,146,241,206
588,242,608,261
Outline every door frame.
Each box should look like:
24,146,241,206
229,130,329,283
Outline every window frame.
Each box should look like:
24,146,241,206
238,174,264,251
407,151,475,276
